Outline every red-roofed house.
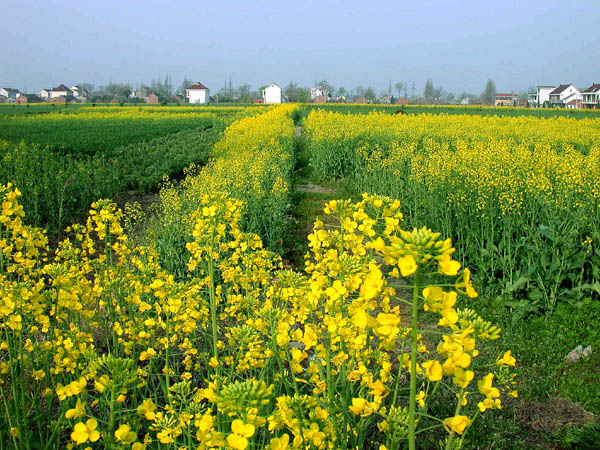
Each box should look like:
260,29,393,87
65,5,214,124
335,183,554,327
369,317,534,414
313,95,327,104
395,98,409,105
582,83,600,109
548,84,582,108
185,82,210,104
494,93,519,107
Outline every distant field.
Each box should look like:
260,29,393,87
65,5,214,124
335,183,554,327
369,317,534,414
302,102,600,118
0,102,266,116
0,109,229,155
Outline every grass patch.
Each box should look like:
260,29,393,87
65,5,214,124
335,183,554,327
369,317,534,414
454,297,600,449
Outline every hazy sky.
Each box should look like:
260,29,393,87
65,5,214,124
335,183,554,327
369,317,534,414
2,0,599,95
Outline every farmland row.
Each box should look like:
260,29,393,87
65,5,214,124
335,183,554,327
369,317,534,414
0,107,259,232
151,104,298,275
0,109,225,155
301,102,600,119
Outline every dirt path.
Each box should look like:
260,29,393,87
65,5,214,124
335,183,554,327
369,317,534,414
283,124,347,266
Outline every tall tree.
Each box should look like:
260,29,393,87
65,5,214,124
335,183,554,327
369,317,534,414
238,84,252,103
433,85,444,103
481,79,496,105
178,77,193,96
364,87,376,103
354,85,365,100
395,82,404,98
297,88,310,103
424,79,434,101
284,81,301,102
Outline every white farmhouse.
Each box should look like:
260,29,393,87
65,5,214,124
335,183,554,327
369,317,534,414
185,82,210,104
310,87,326,100
38,89,51,100
528,85,555,108
50,84,73,98
262,83,282,104
0,88,21,100
548,84,582,108
70,85,89,101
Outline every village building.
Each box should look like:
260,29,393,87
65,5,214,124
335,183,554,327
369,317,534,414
70,85,89,102
548,84,582,108
185,82,210,104
310,87,327,100
354,97,367,104
0,87,21,100
313,95,327,104
395,98,409,105
147,93,159,104
38,89,52,100
262,83,283,104
49,96,67,104
528,85,555,108
49,84,74,99
494,93,519,107
582,83,600,109
14,94,41,105
130,86,151,102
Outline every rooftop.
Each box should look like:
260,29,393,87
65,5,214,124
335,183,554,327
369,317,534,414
549,84,571,95
186,82,209,90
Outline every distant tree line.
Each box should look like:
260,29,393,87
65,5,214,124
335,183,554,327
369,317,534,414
75,75,526,105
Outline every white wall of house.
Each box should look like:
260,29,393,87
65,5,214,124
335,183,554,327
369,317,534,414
38,89,50,99
49,90,67,98
310,87,325,100
262,84,282,104
537,87,555,106
186,89,209,104
0,88,20,99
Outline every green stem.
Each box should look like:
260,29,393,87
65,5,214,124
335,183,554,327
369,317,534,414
325,331,336,432
165,310,171,400
107,384,116,449
1,380,19,449
208,255,219,376
0,222,4,274
408,272,420,450
444,388,465,450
